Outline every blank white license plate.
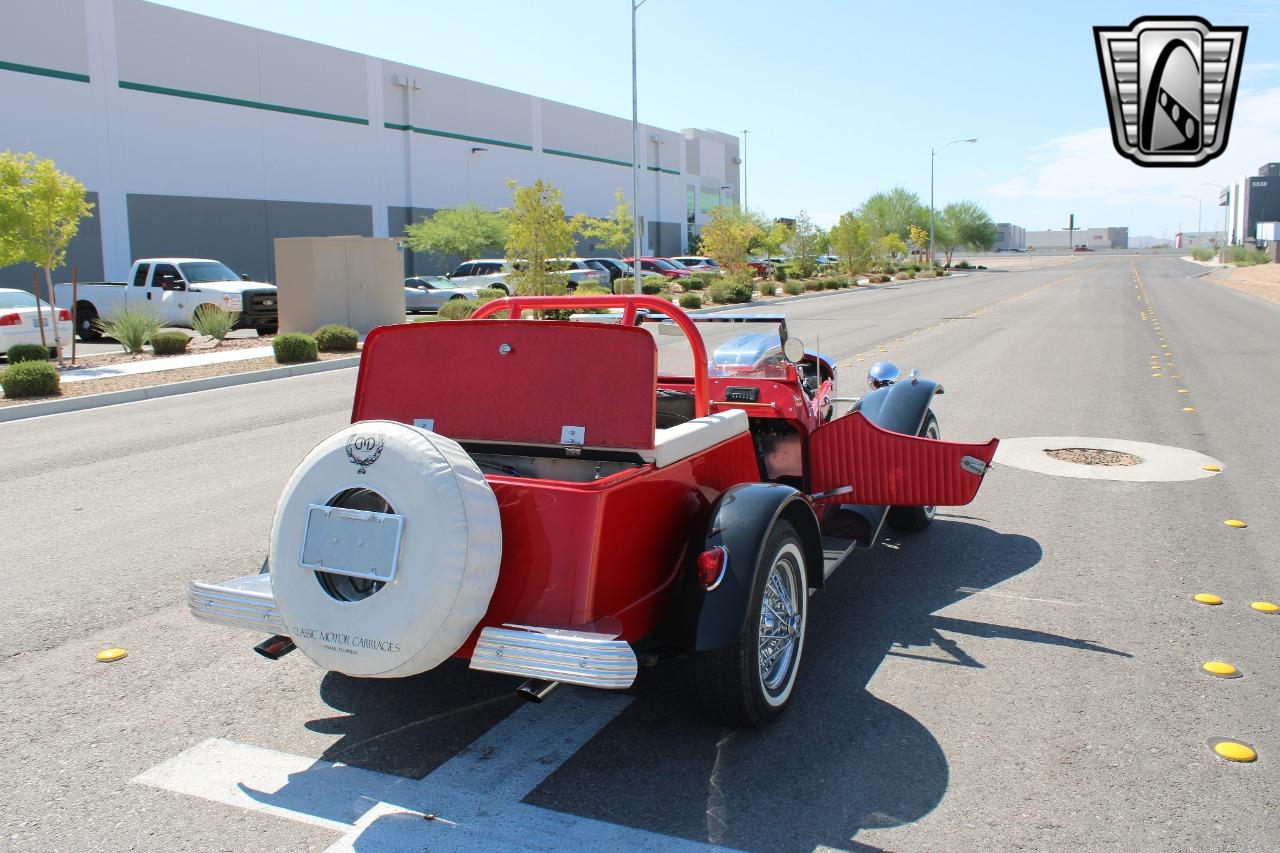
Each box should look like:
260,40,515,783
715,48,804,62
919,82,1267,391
299,504,404,582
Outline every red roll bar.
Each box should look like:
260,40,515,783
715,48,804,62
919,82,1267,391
470,295,710,418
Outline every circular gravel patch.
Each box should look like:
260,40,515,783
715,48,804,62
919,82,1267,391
995,437,1222,482
1044,448,1143,466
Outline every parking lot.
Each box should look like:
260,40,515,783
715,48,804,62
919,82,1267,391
2,254,1276,851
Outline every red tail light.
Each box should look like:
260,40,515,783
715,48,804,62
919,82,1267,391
697,546,728,590
0,313,20,327
58,308,71,321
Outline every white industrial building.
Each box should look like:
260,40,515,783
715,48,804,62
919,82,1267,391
1025,227,1129,250
0,0,741,289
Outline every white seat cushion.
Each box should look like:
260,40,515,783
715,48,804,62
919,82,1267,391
644,409,750,468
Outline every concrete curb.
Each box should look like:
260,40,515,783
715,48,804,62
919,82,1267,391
0,355,360,424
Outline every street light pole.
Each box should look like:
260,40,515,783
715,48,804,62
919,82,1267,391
630,0,647,294
929,138,977,266
1180,194,1202,244
741,129,749,211
1202,181,1230,257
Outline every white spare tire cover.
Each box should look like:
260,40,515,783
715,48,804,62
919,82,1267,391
270,420,502,677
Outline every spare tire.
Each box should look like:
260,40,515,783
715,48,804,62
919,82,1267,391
269,420,502,678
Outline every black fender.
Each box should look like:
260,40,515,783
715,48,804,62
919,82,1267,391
856,377,943,436
691,483,822,653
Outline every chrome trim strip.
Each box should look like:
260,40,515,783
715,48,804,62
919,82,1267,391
187,573,286,635
469,625,638,689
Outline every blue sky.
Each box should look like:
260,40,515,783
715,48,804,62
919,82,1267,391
157,0,1280,238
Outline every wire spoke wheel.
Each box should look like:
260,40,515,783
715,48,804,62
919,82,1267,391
758,549,802,692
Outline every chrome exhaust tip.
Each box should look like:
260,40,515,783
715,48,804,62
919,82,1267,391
516,678,560,703
253,635,296,660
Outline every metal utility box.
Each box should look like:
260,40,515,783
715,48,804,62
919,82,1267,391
273,236,405,335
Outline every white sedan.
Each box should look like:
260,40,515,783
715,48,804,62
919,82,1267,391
0,288,72,357
404,277,479,313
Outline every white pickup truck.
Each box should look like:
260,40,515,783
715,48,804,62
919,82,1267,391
56,258,280,341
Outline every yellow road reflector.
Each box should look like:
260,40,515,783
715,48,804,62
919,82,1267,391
1213,741,1257,763
1224,519,1247,528
1201,465,1222,472
1203,661,1240,678
1183,407,1196,412
1178,389,1189,394
1250,601,1278,614
96,648,128,663
1152,373,1163,377
1193,593,1223,605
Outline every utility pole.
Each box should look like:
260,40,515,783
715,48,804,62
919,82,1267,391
1067,213,1074,252
630,0,647,294
741,129,749,211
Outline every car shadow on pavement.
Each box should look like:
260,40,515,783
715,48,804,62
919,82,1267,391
522,519,1126,852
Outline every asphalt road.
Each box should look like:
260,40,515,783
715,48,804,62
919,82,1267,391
3,254,1276,852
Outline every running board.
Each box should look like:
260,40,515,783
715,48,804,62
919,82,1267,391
469,625,638,690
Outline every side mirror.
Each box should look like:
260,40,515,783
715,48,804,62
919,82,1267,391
782,337,805,363
241,273,251,281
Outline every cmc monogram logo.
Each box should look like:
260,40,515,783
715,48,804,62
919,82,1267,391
345,432,385,473
1094,16,1247,167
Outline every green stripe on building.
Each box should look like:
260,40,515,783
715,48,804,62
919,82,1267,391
384,122,533,151
119,81,368,125
544,148,633,169
0,60,89,83
647,165,680,175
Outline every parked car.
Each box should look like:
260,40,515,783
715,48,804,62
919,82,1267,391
746,257,774,278
56,258,279,341
670,256,721,273
1073,245,1093,252
404,277,478,313
623,257,693,279
583,257,634,285
549,259,610,291
816,255,840,267
0,289,72,357
445,259,606,294
188,294,998,727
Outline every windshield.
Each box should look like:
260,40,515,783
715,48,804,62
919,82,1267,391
650,258,680,271
180,262,241,284
0,291,50,310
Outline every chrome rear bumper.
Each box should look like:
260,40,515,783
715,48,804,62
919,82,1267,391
187,573,285,635
469,625,638,689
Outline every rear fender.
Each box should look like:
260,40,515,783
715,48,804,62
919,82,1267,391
690,483,822,653
856,377,943,435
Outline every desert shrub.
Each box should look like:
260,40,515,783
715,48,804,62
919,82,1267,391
0,360,59,398
824,279,843,290
688,273,716,290
803,279,822,292
791,259,817,279
272,332,318,363
151,331,190,355
191,305,240,340
438,299,478,320
679,293,703,310
1190,247,1215,262
774,265,788,282
708,278,754,304
955,260,972,269
6,343,49,364
641,282,664,295
314,324,359,352
907,270,917,279
894,272,910,280
1228,245,1270,266
783,280,805,296
95,307,164,354
475,287,506,301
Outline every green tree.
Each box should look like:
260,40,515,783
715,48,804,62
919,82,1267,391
753,219,793,259
859,187,929,242
504,179,575,297
570,188,632,256
0,152,93,364
933,218,961,268
403,202,508,262
829,212,872,277
939,201,997,266
874,233,909,270
785,210,822,275
700,206,765,276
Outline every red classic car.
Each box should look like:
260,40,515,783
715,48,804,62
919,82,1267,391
623,256,694,279
189,296,997,727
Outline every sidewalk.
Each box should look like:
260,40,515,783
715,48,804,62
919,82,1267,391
57,345,275,384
